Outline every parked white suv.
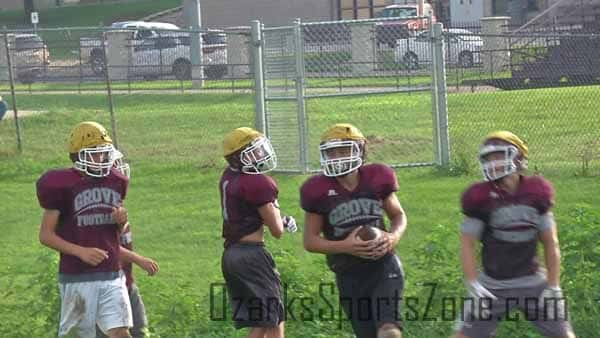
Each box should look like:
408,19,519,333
81,21,228,80
395,28,482,69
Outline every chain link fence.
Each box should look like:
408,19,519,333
444,21,600,177
1,18,599,176
0,25,254,162
0,26,253,93
259,17,442,173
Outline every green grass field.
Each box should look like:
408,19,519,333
1,87,600,337
0,75,430,93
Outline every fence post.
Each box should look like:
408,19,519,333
184,0,204,88
480,17,511,75
294,18,309,173
429,19,440,165
250,20,266,134
3,32,22,153
101,31,118,149
432,22,450,166
226,26,251,79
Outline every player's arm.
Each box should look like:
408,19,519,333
372,192,407,257
258,202,284,239
461,227,498,317
537,212,565,319
538,213,561,287
460,231,479,282
120,246,159,276
39,209,108,266
459,214,485,281
111,207,129,232
384,193,407,242
303,212,376,258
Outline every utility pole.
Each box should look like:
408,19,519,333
184,0,204,88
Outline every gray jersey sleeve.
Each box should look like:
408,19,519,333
537,211,556,232
461,216,485,239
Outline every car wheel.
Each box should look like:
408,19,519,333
205,65,227,80
143,74,161,81
458,51,474,68
173,59,192,81
90,51,106,76
18,70,39,84
403,52,418,70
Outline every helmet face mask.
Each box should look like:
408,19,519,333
479,144,521,181
112,149,131,178
69,121,116,178
478,138,528,182
478,131,529,182
319,139,363,177
74,144,117,178
223,127,277,174
240,136,277,174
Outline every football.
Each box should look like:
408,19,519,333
356,226,382,241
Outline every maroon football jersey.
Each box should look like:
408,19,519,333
220,168,279,248
36,167,129,275
461,175,555,280
300,163,399,273
120,225,134,289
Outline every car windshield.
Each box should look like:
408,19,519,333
179,33,226,46
15,36,44,51
416,31,429,41
380,7,418,18
446,30,482,42
204,33,226,45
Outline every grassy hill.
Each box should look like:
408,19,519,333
0,0,180,28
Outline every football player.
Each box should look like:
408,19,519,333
37,121,133,338
219,127,296,338
454,131,576,338
97,151,159,338
301,123,407,338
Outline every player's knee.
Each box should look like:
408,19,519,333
265,324,284,338
377,323,402,338
452,332,471,338
106,327,131,338
247,327,267,338
129,326,147,338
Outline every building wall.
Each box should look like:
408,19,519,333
450,0,484,24
196,0,336,28
0,0,79,12
340,0,390,20
0,0,26,10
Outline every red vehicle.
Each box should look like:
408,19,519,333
375,2,436,47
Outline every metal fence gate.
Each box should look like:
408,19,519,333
252,17,450,173
255,21,308,173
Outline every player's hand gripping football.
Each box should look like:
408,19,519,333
77,247,109,266
343,226,381,260
282,216,298,233
370,231,398,260
111,206,128,231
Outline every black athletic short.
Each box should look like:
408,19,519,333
221,242,284,329
335,253,405,338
